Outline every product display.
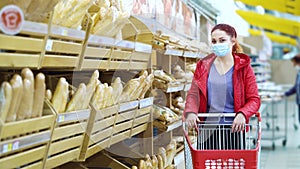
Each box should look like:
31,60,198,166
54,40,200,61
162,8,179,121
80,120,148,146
0,0,210,168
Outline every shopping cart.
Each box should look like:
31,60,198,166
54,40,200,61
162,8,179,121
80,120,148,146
183,113,261,169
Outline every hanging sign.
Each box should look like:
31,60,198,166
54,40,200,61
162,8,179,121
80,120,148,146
0,5,24,35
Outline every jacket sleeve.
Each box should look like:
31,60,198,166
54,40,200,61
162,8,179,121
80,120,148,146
237,64,261,120
285,84,296,96
183,77,200,119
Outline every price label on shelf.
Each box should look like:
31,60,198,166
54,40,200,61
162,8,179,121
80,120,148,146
0,5,24,35
57,114,65,123
45,39,53,51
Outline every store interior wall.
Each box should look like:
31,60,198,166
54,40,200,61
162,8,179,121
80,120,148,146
270,59,295,85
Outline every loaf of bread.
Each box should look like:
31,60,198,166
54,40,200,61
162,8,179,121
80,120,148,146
145,154,153,169
131,166,138,169
139,74,154,99
19,68,34,119
32,73,46,118
111,77,123,105
151,155,158,169
158,147,167,168
0,82,12,122
156,154,164,169
51,77,69,113
45,89,52,100
139,159,146,169
91,83,105,110
165,140,177,167
66,83,86,112
7,74,23,122
82,70,99,109
17,79,33,120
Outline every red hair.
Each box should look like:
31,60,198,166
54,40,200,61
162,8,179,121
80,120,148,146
211,24,243,53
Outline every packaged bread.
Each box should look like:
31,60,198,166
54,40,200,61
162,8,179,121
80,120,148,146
51,77,69,113
111,77,123,104
32,73,46,118
0,82,12,122
119,78,139,102
66,83,86,112
7,74,23,122
17,79,33,120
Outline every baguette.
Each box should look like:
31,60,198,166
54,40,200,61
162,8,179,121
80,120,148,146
0,82,12,122
51,77,69,113
139,74,154,99
32,73,46,118
145,154,153,169
111,77,123,105
152,155,158,169
17,79,33,120
158,147,167,168
139,159,146,169
156,154,164,169
91,84,102,110
165,141,176,167
82,70,99,109
7,74,23,122
45,89,52,101
20,68,35,119
66,83,86,112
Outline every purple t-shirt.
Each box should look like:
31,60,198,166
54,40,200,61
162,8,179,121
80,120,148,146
207,64,234,124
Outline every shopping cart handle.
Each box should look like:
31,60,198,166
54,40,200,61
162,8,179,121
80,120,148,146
197,113,236,118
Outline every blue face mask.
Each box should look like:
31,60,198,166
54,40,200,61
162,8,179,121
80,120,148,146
212,43,230,57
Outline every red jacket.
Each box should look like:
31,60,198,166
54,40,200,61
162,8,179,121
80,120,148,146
183,53,261,122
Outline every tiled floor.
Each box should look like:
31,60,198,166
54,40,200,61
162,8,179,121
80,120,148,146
260,99,300,169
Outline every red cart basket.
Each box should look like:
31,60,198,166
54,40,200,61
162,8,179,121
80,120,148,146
183,113,261,169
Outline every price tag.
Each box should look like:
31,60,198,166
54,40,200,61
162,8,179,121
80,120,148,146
58,115,65,123
0,5,24,35
45,39,53,51
2,143,12,153
12,141,19,150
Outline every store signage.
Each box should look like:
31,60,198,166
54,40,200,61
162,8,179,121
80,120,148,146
0,5,24,35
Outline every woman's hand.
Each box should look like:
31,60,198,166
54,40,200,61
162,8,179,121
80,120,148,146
185,113,200,128
232,113,246,132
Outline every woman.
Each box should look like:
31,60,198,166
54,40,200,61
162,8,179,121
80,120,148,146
183,23,261,149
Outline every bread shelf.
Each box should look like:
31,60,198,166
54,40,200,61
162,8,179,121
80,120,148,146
0,101,56,169
153,119,182,132
45,108,90,169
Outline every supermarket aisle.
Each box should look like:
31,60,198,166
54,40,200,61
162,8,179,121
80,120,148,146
260,100,300,169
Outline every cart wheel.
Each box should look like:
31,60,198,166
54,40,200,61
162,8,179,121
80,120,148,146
283,140,287,147
294,124,298,130
276,126,280,131
272,143,275,150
